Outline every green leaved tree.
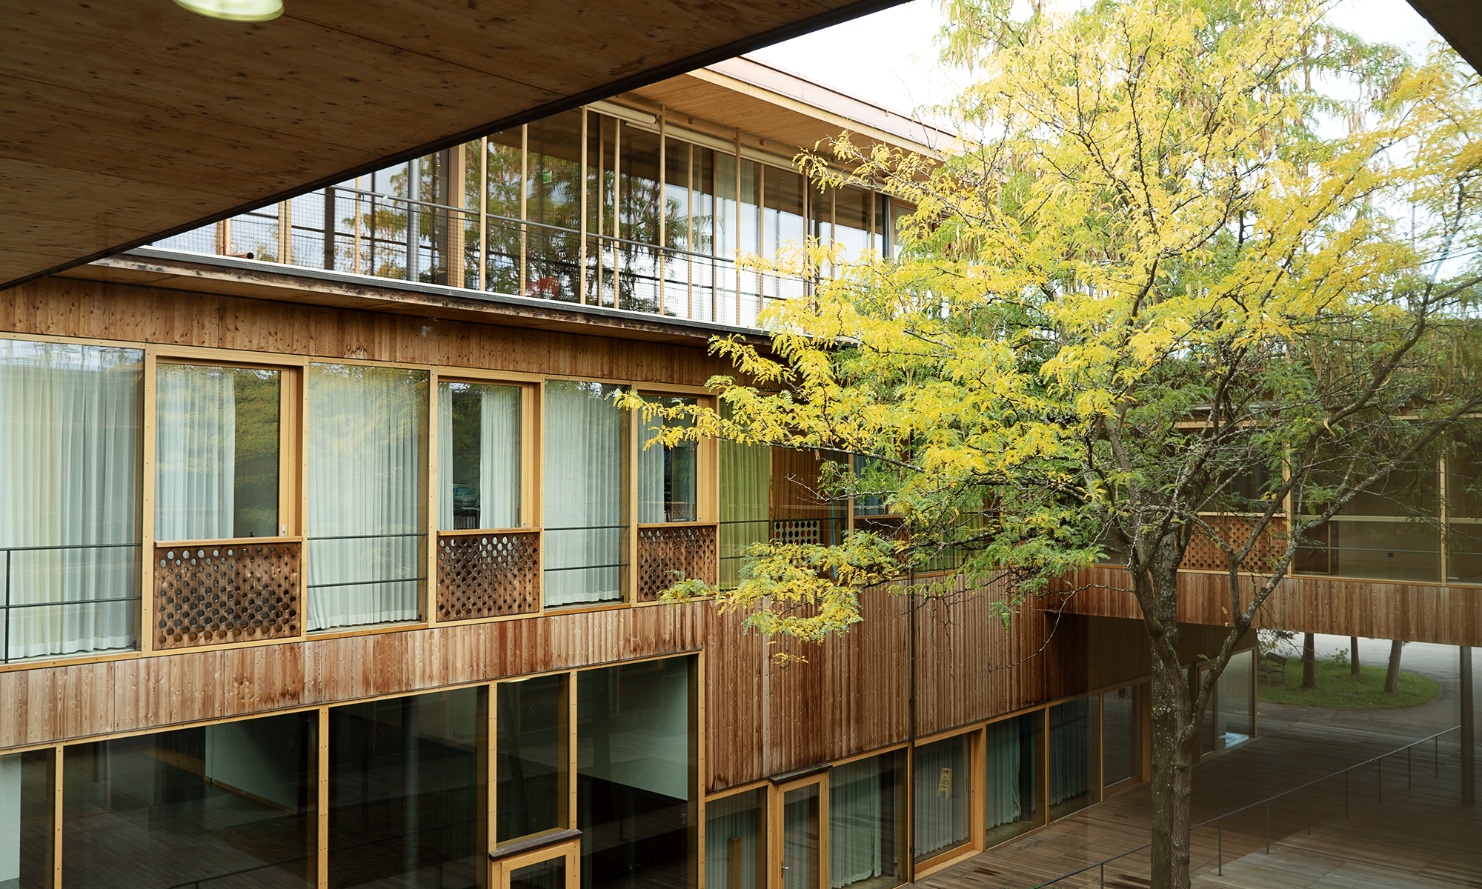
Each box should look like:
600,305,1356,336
624,1,1482,885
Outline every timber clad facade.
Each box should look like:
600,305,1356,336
5,61,1470,889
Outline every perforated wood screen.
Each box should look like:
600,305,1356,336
435,531,540,621
1182,515,1288,572
154,543,301,650
637,524,718,602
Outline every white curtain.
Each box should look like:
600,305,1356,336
829,758,885,887
782,791,818,889
0,340,139,660
307,364,425,631
155,364,235,541
705,794,763,889
439,383,521,531
1050,701,1091,805
719,404,769,588
913,738,968,859
985,719,1023,828
639,416,666,524
543,381,624,606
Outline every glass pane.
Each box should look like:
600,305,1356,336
1102,687,1139,786
985,713,1043,846
63,714,314,889
482,128,524,295
497,675,568,843
1218,651,1254,751
1049,699,1097,818
543,381,626,607
526,110,584,303
156,364,280,541
1447,432,1482,582
329,687,485,889
1,750,53,889
639,397,698,523
912,736,969,862
0,339,141,662
706,790,766,889
829,752,904,889
577,658,693,889
508,856,565,889
1297,449,1440,582
782,784,820,889
834,187,872,262
306,364,427,631
616,124,662,313
719,404,770,589
440,381,521,530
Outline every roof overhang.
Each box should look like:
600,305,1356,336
1406,0,1482,73
0,0,906,290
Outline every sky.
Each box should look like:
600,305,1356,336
748,0,1447,117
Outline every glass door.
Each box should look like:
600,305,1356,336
492,840,578,889
777,777,825,889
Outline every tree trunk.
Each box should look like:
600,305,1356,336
1149,654,1196,889
1301,632,1318,689
1350,636,1361,676
1384,640,1405,693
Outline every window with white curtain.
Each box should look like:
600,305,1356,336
1049,698,1097,817
638,396,698,523
984,712,1043,847
705,789,767,889
155,363,282,541
543,380,626,607
306,363,427,631
438,381,521,531
829,752,904,889
912,735,971,863
0,339,140,662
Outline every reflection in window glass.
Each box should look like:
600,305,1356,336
307,364,427,631
0,339,141,662
526,110,584,303
439,381,521,531
63,714,314,889
985,712,1043,846
640,398,698,523
1,750,53,889
156,364,280,541
577,658,693,889
497,675,568,843
1049,698,1097,818
912,736,969,862
1296,450,1440,582
329,688,485,889
483,129,524,295
783,783,821,889
544,381,626,607
1206,651,1253,755
1102,687,1139,787
1447,432,1482,582
508,856,566,889
829,752,904,889
706,790,766,889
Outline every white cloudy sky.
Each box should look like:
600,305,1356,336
749,0,1447,116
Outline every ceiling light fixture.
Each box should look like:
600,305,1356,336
173,0,283,22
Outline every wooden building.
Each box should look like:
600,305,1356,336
0,55,1473,889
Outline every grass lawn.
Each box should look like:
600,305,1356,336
1257,658,1441,709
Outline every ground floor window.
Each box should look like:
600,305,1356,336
828,751,905,889
912,735,971,863
984,712,1044,846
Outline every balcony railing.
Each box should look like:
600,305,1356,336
1,542,139,664
148,188,811,329
435,529,540,621
153,540,302,650
636,523,718,602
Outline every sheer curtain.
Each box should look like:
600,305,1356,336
307,364,426,631
1050,700,1091,805
543,380,624,607
437,383,521,530
719,406,769,588
912,738,968,860
829,758,885,887
705,793,764,889
985,719,1022,828
0,340,140,660
155,364,235,541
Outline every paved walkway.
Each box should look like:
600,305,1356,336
914,639,1480,889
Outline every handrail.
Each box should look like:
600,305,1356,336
1035,725,1462,888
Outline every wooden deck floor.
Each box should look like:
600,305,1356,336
915,714,1479,889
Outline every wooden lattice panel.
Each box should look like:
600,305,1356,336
637,524,718,602
154,542,301,650
436,531,540,621
771,519,820,546
1182,516,1288,572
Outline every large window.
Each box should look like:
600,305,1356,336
307,363,427,631
0,339,141,662
155,362,284,541
639,397,699,524
706,790,767,889
439,380,523,531
984,713,1044,846
1049,699,1098,818
497,674,568,844
1,750,53,889
543,380,627,608
63,713,315,889
829,751,905,889
912,735,971,863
